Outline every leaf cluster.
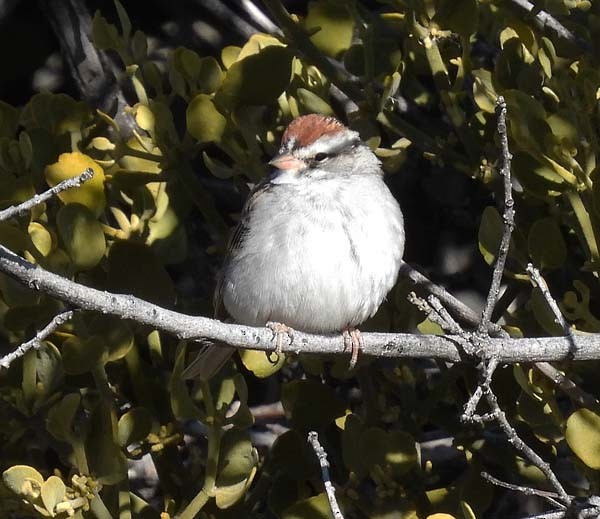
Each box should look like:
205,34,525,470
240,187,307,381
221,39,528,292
1,1,600,518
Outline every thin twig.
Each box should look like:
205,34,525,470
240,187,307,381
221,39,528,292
506,0,589,50
233,0,281,35
41,0,136,136
535,362,600,414
524,266,600,410
0,310,74,369
479,96,515,333
481,472,568,509
307,431,344,519
481,361,571,504
401,263,506,337
526,264,575,340
192,0,258,39
0,169,94,222
261,0,364,104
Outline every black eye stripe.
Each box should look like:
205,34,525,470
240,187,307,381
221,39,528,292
314,152,329,161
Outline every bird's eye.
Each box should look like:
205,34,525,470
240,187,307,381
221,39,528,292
314,152,329,162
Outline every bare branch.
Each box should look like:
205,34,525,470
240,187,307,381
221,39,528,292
506,0,589,50
0,168,94,222
0,310,74,369
479,96,515,333
481,472,568,509
401,263,506,337
261,0,364,105
40,0,136,136
535,362,600,414
192,0,258,39
307,431,344,519
527,264,575,341
233,0,281,35
483,361,570,504
4,244,600,362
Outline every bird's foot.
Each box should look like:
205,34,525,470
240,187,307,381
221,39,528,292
342,327,363,370
266,321,294,355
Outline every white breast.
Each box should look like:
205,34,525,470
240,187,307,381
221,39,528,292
221,175,404,333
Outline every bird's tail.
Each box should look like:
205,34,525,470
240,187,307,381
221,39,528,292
181,342,234,380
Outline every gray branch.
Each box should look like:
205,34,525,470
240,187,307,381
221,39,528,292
307,431,344,519
0,311,74,369
506,0,589,50
0,168,93,222
479,96,514,333
527,263,575,340
3,243,600,362
39,0,136,136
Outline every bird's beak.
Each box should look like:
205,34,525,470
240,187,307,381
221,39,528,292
268,154,306,171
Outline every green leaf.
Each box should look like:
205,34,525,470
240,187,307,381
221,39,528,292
221,46,241,69
215,428,257,509
118,407,153,447
218,46,293,106
528,218,567,270
0,100,19,138
86,403,127,485
281,380,345,433
2,465,44,498
436,0,478,39
358,428,417,476
186,94,227,143
87,316,134,362
305,0,354,58
566,409,600,469
296,88,334,115
239,348,285,378
34,342,64,410
114,0,131,39
196,57,224,94
282,493,335,519
478,206,503,265
512,152,565,198
62,336,106,375
92,11,121,51
56,204,106,270
45,152,106,216
169,342,203,420
47,393,81,442
41,476,66,516
271,430,315,480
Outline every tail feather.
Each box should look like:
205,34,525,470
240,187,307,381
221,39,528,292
181,342,234,380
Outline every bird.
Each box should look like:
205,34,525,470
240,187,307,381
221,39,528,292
182,113,405,379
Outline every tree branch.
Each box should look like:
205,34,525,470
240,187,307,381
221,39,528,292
307,431,344,519
3,243,600,363
0,310,74,369
0,168,93,222
39,0,136,136
479,96,514,333
505,0,589,50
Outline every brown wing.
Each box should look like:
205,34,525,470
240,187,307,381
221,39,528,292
181,180,274,380
213,178,272,320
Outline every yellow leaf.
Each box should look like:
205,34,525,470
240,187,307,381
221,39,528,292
45,152,105,216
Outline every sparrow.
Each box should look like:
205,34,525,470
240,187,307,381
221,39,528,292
183,114,405,379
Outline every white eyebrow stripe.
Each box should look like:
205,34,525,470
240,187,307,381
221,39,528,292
294,130,360,159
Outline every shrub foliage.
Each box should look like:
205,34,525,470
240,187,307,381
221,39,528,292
1,1,599,518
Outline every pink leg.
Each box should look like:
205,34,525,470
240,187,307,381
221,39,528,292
342,327,363,370
266,321,295,354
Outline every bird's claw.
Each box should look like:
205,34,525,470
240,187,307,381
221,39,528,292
342,327,363,370
266,321,294,355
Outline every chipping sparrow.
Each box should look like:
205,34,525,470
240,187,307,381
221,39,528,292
183,114,404,379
